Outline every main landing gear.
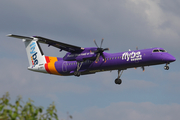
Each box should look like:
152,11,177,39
115,70,124,85
74,62,83,77
164,63,169,70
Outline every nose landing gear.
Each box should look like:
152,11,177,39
164,63,169,70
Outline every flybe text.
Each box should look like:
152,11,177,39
122,51,142,61
30,42,38,67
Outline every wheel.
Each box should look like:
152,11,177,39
164,66,169,70
115,78,122,85
74,71,81,77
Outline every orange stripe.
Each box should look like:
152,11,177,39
47,56,61,75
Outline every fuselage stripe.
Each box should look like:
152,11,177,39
45,56,51,74
45,56,61,75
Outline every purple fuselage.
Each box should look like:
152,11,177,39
52,47,176,76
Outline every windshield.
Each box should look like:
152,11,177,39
153,49,167,53
153,49,159,52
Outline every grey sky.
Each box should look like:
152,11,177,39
0,0,180,119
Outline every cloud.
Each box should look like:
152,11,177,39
0,0,180,117
127,0,180,47
73,102,180,120
0,57,91,98
1,0,180,50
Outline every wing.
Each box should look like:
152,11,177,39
7,34,84,53
33,36,84,53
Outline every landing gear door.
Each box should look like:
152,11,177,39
62,61,67,72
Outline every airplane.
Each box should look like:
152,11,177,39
7,34,176,85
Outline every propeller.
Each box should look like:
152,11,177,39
91,38,109,63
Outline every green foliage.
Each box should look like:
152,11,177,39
0,92,58,120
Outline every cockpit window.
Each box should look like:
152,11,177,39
153,49,167,53
159,49,167,52
153,49,159,52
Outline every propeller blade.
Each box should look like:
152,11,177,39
101,53,106,62
103,48,109,51
95,53,100,63
93,39,99,48
92,38,109,63
100,38,104,48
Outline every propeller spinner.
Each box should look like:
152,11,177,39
91,38,109,63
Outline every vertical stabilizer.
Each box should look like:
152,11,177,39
24,39,46,67
7,34,47,73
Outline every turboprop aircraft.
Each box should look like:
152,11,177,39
8,34,176,85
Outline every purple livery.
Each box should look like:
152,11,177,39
8,34,176,85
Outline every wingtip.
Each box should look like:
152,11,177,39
7,34,12,37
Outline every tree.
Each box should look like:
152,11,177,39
0,92,58,120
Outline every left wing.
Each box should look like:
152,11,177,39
34,36,84,53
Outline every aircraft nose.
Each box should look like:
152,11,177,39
171,56,176,62
164,54,176,62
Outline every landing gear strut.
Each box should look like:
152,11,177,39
164,63,169,70
115,70,124,85
74,62,83,77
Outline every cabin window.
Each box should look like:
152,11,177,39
112,57,114,60
115,57,117,59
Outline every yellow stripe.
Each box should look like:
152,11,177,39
48,57,61,75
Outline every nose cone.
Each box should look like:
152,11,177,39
164,54,176,63
171,56,176,62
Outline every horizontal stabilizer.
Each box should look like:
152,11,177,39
7,34,33,40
